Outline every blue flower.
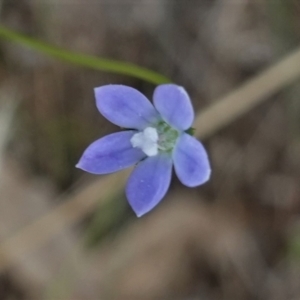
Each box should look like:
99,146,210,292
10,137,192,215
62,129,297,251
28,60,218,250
76,84,211,217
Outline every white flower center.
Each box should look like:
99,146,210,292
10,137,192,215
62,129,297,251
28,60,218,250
130,122,180,157
130,127,159,157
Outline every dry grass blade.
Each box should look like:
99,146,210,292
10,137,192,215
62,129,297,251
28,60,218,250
0,86,18,175
195,47,300,138
0,170,129,270
1,46,300,272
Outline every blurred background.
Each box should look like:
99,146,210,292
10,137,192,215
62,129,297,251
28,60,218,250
0,0,300,299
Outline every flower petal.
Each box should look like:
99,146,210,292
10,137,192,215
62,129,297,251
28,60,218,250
153,84,194,131
76,131,145,174
95,85,159,130
173,133,211,187
126,154,172,217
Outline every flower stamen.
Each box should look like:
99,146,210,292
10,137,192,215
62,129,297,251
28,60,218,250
130,127,159,156
131,122,179,156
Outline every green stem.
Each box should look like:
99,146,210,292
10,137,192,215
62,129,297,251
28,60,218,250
0,25,171,85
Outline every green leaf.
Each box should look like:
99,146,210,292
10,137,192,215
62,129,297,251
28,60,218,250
185,127,195,136
0,25,171,85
